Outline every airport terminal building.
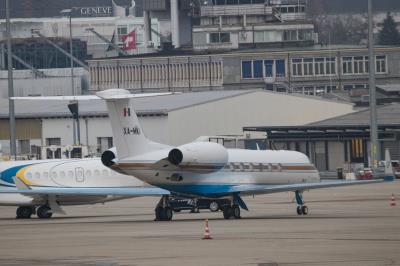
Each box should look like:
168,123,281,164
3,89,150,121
88,45,400,97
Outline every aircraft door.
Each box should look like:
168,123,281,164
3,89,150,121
75,167,85,182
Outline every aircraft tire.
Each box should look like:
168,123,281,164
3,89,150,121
296,206,303,215
37,205,52,219
232,205,241,219
301,206,309,215
164,207,173,221
156,206,173,221
222,206,232,219
16,206,33,219
155,206,163,221
209,201,219,212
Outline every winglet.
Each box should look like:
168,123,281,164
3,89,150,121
12,176,31,190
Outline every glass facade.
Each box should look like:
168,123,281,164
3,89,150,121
241,59,286,79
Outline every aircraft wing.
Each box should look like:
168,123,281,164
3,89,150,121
0,187,170,197
226,179,387,196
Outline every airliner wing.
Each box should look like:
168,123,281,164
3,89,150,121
0,187,170,196
227,179,387,196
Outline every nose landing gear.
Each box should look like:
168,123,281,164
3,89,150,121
295,191,309,215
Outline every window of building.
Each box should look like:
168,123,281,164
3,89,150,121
353,56,364,74
304,86,314,95
326,57,336,75
117,26,128,43
18,139,30,155
314,58,325,76
275,60,286,77
253,60,263,78
315,86,326,96
46,138,61,146
255,30,282,43
365,56,369,73
326,85,337,93
97,137,113,154
303,58,314,76
342,57,353,74
376,55,387,73
284,30,298,41
241,61,252,78
264,60,274,77
209,32,230,43
343,85,354,91
292,59,303,76
298,29,313,41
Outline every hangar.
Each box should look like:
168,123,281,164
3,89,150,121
0,90,354,158
244,103,400,172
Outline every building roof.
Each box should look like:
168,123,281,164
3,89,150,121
243,103,400,140
0,90,253,119
309,103,400,126
377,84,400,93
88,45,400,62
0,89,350,119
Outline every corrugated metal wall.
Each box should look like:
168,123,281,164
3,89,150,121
0,119,41,140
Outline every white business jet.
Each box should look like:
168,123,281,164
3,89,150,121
0,158,168,219
3,89,394,221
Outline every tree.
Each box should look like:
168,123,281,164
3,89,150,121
378,12,400,45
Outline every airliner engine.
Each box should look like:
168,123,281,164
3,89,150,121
167,142,228,170
101,147,118,167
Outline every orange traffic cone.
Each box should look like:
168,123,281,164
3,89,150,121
390,194,396,207
202,219,212,240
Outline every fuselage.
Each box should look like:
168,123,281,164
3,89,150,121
114,149,320,197
0,158,146,206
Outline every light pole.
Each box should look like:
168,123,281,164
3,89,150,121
6,0,16,160
368,0,379,168
60,8,80,146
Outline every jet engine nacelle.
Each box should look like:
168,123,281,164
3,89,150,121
101,147,118,167
167,142,228,170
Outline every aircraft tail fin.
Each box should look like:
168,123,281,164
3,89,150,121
384,149,395,181
12,89,174,160
96,89,156,159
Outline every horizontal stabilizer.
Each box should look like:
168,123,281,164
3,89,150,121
11,90,175,101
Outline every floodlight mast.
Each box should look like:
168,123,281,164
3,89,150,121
6,0,16,160
368,0,379,168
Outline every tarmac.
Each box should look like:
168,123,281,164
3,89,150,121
0,180,399,266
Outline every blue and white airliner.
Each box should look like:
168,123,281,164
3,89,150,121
1,89,394,221
0,158,168,219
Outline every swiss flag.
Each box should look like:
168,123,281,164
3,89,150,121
122,30,136,50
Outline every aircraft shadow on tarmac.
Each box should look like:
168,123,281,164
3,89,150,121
1,212,397,226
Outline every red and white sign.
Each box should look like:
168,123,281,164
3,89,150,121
123,107,131,117
122,30,136,50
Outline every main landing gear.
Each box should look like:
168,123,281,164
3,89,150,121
16,206,35,219
16,205,53,219
222,204,241,219
295,191,309,216
37,205,53,219
155,195,173,221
